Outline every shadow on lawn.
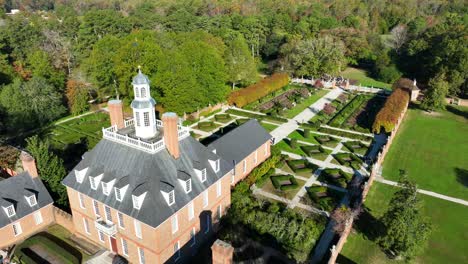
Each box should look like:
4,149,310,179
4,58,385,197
353,206,385,242
455,168,468,187
446,105,468,119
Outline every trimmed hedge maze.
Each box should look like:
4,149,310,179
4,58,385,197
343,141,369,156
214,113,233,123
286,159,319,173
333,153,362,170
306,185,344,212
315,135,340,147
319,168,353,188
271,174,299,191
300,145,329,160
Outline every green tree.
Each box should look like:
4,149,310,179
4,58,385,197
224,34,257,89
378,174,432,260
421,72,449,111
27,50,66,90
26,136,68,207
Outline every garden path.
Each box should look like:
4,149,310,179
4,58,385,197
270,88,344,144
374,176,468,206
55,110,100,125
324,142,344,164
282,151,354,174
320,124,373,137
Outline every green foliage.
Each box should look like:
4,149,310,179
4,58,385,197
26,136,68,207
224,33,257,88
303,129,310,138
270,174,298,190
245,147,282,186
26,50,66,90
378,176,432,260
289,138,298,149
317,127,373,141
286,159,318,173
15,234,80,264
421,72,449,111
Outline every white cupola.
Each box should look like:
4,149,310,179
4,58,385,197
131,67,158,139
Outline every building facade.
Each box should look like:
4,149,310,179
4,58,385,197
62,69,271,263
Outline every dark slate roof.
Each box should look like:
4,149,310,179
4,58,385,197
0,172,54,228
62,136,232,228
208,119,271,163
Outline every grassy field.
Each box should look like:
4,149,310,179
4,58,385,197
382,107,468,200
283,89,329,118
339,182,468,264
340,67,391,90
260,121,278,132
288,130,321,145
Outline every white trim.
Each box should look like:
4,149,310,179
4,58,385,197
3,205,16,217
89,174,103,190
117,212,125,229
25,195,37,207
194,168,207,182
216,181,221,197
121,238,129,256
188,201,194,221
138,247,145,264
34,211,43,225
115,184,129,202
171,214,178,234
78,193,85,209
98,230,105,242
12,222,22,236
174,241,181,261
101,179,116,196
93,200,100,217
132,192,147,210
203,191,208,208
75,167,88,183
104,205,112,222
134,219,142,239
83,217,90,234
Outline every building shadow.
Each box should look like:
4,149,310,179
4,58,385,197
455,168,468,187
335,253,358,264
40,232,83,262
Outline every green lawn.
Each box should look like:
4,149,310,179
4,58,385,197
339,182,468,264
260,121,278,132
340,67,391,90
382,107,468,200
288,130,320,145
275,139,307,156
283,89,329,118
261,176,306,200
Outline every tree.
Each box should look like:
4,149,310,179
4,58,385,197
26,136,68,207
224,34,257,89
389,24,407,54
421,72,449,111
66,80,89,115
26,50,66,90
378,175,432,260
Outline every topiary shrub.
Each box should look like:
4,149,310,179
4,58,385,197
304,129,310,138
290,138,298,149
270,174,299,191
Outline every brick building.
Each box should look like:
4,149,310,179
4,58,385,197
62,69,271,263
0,152,55,249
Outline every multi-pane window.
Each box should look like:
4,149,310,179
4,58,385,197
203,191,208,208
138,247,145,264
121,238,129,256
105,206,112,222
135,87,140,98
26,195,37,206
102,182,110,195
140,88,146,98
90,177,97,190
115,188,122,201
168,191,175,205
83,218,90,234
190,228,196,246
216,181,221,197
134,220,142,239
171,214,178,234
98,230,105,242
12,222,22,236
78,193,85,209
136,112,141,127
143,112,150,127
243,160,247,173
34,211,43,225
118,212,125,229
174,241,180,260
5,205,15,217
185,179,192,193
201,168,207,182
93,200,100,217
188,202,194,221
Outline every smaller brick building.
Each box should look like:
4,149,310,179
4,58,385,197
0,152,55,249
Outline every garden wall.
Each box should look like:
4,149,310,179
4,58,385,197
327,102,408,264
53,206,76,233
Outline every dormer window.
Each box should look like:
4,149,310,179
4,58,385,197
115,185,129,202
75,167,88,183
3,205,15,218
168,190,175,205
25,195,37,207
101,179,116,196
185,179,192,193
132,192,147,210
177,171,192,194
194,168,207,182
208,159,220,173
89,174,103,190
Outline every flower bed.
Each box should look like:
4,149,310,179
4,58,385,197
315,135,340,147
270,174,299,191
286,159,319,173
318,168,353,188
333,153,362,170
343,141,369,156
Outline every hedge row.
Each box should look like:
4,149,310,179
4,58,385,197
225,109,288,123
286,159,319,173
321,168,353,188
214,113,232,122
245,147,282,186
317,127,373,141
333,153,362,170
342,141,367,153
300,145,325,156
328,95,369,127
228,73,289,107
198,121,215,128
271,174,299,191
315,135,339,145
372,87,409,133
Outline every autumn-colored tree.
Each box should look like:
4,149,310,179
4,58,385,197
66,80,89,116
372,87,409,133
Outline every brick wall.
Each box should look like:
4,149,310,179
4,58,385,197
231,141,271,185
53,206,75,233
327,103,409,264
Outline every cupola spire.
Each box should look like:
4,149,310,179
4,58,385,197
131,67,157,139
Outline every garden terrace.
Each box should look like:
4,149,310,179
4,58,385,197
333,153,362,170
286,159,319,174
328,94,371,128
288,129,320,145
271,174,299,191
275,139,307,156
340,67,392,90
257,87,309,112
315,135,340,147
308,94,354,126
225,108,287,124
303,185,344,212
316,126,373,142
318,168,353,188
345,95,386,133
197,120,221,132
300,145,330,161
342,141,369,156
282,89,329,119
214,113,234,123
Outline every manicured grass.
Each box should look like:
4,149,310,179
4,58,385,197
340,67,391,89
288,130,320,145
261,176,306,200
260,122,278,132
46,225,92,262
339,182,468,264
283,89,329,118
275,139,307,156
382,107,468,200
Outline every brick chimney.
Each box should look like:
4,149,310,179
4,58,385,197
162,112,180,159
108,99,125,129
211,239,234,264
20,151,38,178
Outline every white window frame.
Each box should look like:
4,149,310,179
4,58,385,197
140,87,146,98
26,195,37,207
13,222,22,236
143,112,150,127
104,205,112,222
135,87,140,98
78,193,85,209
121,238,129,256
89,174,103,190
174,241,181,260
93,200,100,217
185,179,192,193
114,184,128,202
216,181,221,197
4,205,16,217
168,190,175,205
201,168,207,182
203,191,208,208
231,170,235,184
171,214,178,234
75,168,88,183
243,160,247,173
190,227,196,246
98,230,105,242
136,112,141,127
83,217,90,234
132,192,147,210
138,247,145,264
34,211,43,225
188,202,194,221
134,219,142,239
215,159,220,172
117,212,125,229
